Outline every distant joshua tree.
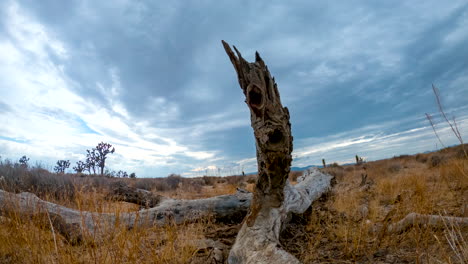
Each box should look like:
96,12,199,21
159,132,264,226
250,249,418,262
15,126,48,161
85,149,98,175
19,156,30,167
73,161,87,173
116,170,128,178
129,172,136,178
95,142,115,176
322,158,326,168
54,160,70,174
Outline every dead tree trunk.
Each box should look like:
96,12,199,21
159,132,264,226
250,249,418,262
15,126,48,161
222,41,333,264
0,189,252,243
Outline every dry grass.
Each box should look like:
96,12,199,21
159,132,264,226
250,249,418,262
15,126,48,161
0,185,207,264
159,182,238,200
0,145,466,263
302,146,468,263
0,216,205,263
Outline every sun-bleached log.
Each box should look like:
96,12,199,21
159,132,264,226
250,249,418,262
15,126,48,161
222,41,333,264
387,212,468,234
0,188,252,243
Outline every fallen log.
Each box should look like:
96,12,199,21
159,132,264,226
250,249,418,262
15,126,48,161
0,188,251,243
387,212,468,233
222,41,333,264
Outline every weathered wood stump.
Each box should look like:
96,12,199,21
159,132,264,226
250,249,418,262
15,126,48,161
222,41,333,264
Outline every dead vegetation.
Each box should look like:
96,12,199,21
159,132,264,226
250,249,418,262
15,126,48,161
0,144,467,263
292,144,468,263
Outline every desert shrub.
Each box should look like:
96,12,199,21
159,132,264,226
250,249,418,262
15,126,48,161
322,167,344,180
394,154,410,159
181,178,204,193
152,180,171,192
329,162,342,168
456,146,467,159
388,163,402,173
131,176,181,192
216,178,227,184
134,178,152,191
202,176,217,186
429,154,444,167
133,178,169,192
246,175,256,184
0,159,75,200
85,175,111,190
415,154,428,163
225,175,246,186
237,181,247,189
166,174,182,190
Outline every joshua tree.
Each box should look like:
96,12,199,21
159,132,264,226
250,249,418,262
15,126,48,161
85,149,98,175
116,170,128,178
322,158,326,168
73,161,87,173
54,160,70,174
129,172,136,178
19,156,29,168
94,142,115,176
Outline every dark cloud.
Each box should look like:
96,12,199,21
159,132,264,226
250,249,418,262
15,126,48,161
1,0,467,176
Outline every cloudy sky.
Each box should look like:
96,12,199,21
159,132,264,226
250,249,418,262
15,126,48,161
0,0,467,177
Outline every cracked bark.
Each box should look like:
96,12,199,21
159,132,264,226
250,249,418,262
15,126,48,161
222,41,333,264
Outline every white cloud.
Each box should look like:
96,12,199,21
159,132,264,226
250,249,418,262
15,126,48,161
291,115,468,167
0,1,219,177
6,2,68,59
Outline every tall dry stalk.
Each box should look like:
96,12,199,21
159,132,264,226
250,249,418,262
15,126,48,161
426,85,467,158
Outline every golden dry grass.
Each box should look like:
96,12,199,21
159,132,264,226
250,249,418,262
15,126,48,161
302,151,468,263
0,146,466,263
0,216,205,263
159,183,238,200
0,188,207,264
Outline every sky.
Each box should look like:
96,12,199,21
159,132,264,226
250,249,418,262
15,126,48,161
0,0,467,177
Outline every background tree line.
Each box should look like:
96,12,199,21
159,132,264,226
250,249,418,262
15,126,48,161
20,142,135,178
